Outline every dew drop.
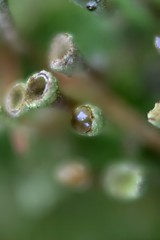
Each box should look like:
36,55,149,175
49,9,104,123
86,1,98,11
71,106,92,134
71,104,103,136
154,36,160,52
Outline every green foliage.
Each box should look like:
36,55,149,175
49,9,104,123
0,1,160,240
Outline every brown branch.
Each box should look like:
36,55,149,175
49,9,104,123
54,71,160,153
0,44,22,102
0,0,27,53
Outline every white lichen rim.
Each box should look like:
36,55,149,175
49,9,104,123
147,102,160,128
49,33,78,72
154,36,160,51
25,70,59,109
80,103,103,137
5,82,28,117
103,162,144,200
54,160,91,189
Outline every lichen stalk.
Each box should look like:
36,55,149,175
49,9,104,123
49,33,87,76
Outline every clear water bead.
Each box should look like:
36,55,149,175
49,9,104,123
86,1,98,11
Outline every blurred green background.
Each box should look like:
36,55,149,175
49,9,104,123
0,0,160,240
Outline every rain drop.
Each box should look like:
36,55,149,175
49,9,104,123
86,1,98,11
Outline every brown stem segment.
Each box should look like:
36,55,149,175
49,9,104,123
54,71,160,153
0,0,26,52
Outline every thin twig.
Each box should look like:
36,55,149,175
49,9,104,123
0,0,26,52
54,71,160,153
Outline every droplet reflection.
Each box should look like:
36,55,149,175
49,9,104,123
154,36,160,52
71,106,92,134
86,1,98,11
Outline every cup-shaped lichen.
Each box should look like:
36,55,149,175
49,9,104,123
5,82,28,117
147,102,160,128
71,104,103,136
102,162,144,201
49,33,85,75
25,70,59,109
54,160,90,189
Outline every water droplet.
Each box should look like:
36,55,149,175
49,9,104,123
71,104,103,136
154,36,160,52
71,105,92,134
86,1,98,11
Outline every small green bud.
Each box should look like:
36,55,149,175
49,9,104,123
147,102,160,128
25,70,59,109
4,82,28,117
102,162,144,201
71,104,103,136
48,33,85,75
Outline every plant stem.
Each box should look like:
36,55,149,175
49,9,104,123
54,71,160,153
0,0,26,52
